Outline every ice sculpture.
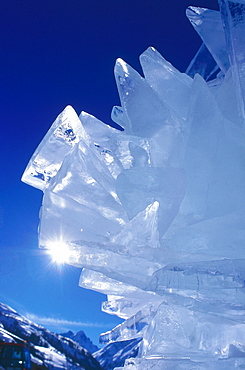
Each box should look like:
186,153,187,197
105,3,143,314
22,1,245,369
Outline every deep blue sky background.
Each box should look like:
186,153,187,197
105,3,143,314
0,0,219,346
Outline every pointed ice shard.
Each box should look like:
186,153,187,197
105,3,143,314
22,106,87,190
114,58,176,138
140,47,192,119
186,6,230,74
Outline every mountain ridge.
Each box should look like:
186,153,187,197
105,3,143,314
59,330,99,354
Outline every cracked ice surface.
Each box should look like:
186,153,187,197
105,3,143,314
22,2,245,369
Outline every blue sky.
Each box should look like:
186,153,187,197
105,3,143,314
0,0,219,346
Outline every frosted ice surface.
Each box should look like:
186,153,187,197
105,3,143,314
147,259,245,293
179,73,223,222
22,2,245,369
116,168,185,237
211,66,242,123
117,358,245,370
162,209,245,261
141,301,245,359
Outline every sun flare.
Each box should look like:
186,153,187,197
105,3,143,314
46,240,71,264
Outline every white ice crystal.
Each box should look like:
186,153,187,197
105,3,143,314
22,1,245,369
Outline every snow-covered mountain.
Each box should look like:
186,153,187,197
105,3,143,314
0,302,141,370
60,330,98,354
0,302,103,370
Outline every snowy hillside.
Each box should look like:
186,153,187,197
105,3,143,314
0,302,103,370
